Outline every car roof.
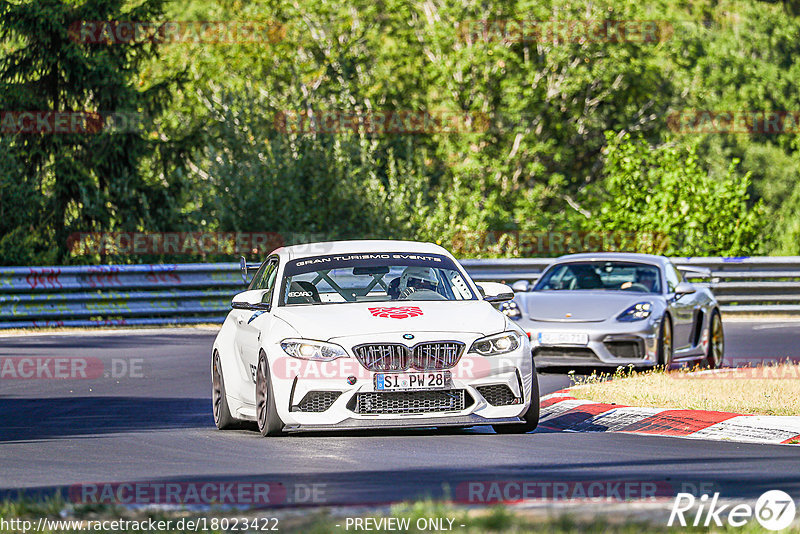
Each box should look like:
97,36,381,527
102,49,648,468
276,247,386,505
552,252,668,267
272,239,451,261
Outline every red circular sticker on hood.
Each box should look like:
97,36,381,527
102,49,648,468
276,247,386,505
368,306,423,319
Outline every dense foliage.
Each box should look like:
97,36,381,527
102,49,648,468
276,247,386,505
1,0,797,264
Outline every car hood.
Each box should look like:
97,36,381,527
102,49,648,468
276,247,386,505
516,291,658,322
271,300,505,340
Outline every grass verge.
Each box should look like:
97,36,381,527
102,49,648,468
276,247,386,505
567,364,800,416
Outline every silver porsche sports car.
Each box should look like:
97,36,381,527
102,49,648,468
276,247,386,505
503,253,724,370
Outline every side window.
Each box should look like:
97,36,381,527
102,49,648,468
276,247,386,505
665,263,681,293
248,262,268,290
250,259,279,303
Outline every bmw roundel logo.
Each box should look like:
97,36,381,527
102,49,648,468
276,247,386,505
403,334,415,340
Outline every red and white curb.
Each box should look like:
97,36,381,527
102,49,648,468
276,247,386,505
539,390,800,445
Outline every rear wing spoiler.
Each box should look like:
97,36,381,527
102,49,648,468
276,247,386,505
676,265,717,282
239,256,261,284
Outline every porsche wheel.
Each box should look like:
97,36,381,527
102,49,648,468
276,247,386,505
256,351,283,437
212,351,237,430
492,374,540,434
658,316,673,369
704,310,724,369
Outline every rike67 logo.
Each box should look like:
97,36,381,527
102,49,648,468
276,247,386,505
368,306,423,319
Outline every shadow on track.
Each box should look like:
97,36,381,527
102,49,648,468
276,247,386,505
0,396,213,442
5,454,800,505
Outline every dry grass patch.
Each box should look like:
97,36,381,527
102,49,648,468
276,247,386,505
568,364,800,416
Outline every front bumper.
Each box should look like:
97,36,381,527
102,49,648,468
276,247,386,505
283,414,524,433
278,369,531,430
267,332,534,430
520,318,660,368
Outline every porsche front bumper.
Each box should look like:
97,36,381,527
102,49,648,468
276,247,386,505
520,318,660,368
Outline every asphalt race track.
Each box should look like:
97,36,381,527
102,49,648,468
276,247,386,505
1,320,799,507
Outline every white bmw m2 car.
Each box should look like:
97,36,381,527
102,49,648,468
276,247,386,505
212,240,539,436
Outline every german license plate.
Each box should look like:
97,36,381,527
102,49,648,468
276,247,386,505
375,371,451,391
537,332,589,345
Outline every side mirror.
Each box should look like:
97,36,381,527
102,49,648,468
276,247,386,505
511,280,531,293
239,256,248,284
476,282,515,303
673,282,697,298
231,289,271,311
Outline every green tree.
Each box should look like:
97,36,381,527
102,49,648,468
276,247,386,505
588,133,766,256
0,0,185,265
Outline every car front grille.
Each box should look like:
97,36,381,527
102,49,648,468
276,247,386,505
353,342,464,371
354,390,468,415
293,391,342,412
412,342,464,370
476,384,518,406
353,344,410,371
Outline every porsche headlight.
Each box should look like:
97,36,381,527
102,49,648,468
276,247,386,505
280,339,348,361
616,302,653,322
469,331,521,356
499,301,522,320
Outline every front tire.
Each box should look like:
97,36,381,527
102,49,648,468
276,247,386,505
658,315,674,369
212,351,238,430
703,310,724,369
256,351,283,437
492,373,540,434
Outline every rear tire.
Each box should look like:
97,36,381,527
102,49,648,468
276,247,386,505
703,310,724,369
256,351,283,437
212,351,238,430
492,373,540,434
657,315,674,369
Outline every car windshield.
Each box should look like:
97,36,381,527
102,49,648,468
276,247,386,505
533,261,662,294
280,253,477,306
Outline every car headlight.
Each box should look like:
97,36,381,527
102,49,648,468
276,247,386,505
616,302,653,322
469,331,521,356
280,339,348,361
499,301,522,320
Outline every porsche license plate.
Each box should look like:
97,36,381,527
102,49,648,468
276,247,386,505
537,332,589,345
375,371,451,391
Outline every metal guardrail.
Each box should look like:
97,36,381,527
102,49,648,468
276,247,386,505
1,257,799,328
0,264,239,329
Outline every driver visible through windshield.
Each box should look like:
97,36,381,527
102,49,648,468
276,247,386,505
533,261,662,294
280,253,477,306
